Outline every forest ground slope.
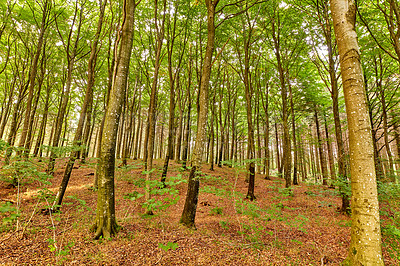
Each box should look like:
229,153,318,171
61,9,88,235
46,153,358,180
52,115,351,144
0,158,397,265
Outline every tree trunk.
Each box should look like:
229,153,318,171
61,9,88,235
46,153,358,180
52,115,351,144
209,93,215,170
272,19,291,187
51,0,106,210
330,0,384,263
274,122,281,175
92,0,137,239
145,0,167,213
33,90,49,157
289,83,298,185
182,101,191,170
17,0,50,155
180,0,216,228
375,55,395,182
0,79,15,139
48,3,84,174
315,109,328,185
324,115,336,186
5,84,27,164
243,33,256,200
133,110,142,160
175,100,183,162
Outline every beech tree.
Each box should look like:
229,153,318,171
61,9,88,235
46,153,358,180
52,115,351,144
330,0,384,263
0,0,396,261
180,0,217,228
92,0,139,239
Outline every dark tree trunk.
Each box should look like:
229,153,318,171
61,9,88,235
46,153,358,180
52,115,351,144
180,0,216,228
315,109,328,185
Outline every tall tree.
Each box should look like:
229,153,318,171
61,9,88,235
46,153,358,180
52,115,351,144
48,0,85,174
180,0,217,228
330,0,384,263
53,0,107,210
92,0,139,239
17,0,53,155
161,0,190,185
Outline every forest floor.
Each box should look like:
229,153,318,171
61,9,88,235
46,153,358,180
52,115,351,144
0,158,398,265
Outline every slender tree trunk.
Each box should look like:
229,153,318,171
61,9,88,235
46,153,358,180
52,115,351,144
375,55,395,182
324,115,336,186
17,0,49,155
133,110,141,160
182,102,191,170
308,124,316,181
116,101,126,159
209,93,215,170
392,115,400,173
52,0,106,210
175,101,183,162
92,0,137,239
180,0,216,228
161,56,177,184
0,80,15,139
5,85,27,164
48,6,83,174
33,81,51,157
256,96,262,174
315,109,328,185
122,87,136,166
274,122,281,175
144,0,167,213
243,36,256,200
272,18,291,187
289,83,298,185
230,98,236,165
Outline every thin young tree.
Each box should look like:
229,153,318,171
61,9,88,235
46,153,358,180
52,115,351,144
52,0,107,210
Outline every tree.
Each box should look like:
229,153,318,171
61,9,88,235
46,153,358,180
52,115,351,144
47,0,86,174
330,0,384,263
17,0,53,156
180,0,217,228
53,0,107,210
92,0,139,239
161,0,191,185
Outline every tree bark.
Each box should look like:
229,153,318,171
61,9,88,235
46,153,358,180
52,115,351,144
330,0,384,263
17,0,50,155
52,0,106,209
92,0,137,239
324,115,336,186
180,0,217,228
272,18,291,187
314,109,328,185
